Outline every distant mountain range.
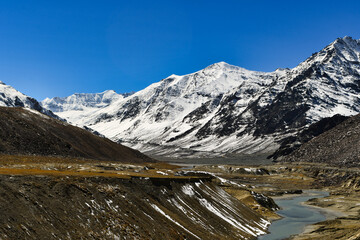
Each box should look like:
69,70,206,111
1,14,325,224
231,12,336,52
1,36,359,159
40,36,360,158
41,90,134,121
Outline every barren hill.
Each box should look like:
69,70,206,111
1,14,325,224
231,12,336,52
283,113,360,167
0,107,153,163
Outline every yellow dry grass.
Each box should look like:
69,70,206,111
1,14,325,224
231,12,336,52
0,154,198,180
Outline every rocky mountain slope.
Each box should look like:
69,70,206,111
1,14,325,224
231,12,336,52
0,81,60,119
43,36,360,158
282,113,360,167
0,168,270,239
0,107,152,163
269,114,350,160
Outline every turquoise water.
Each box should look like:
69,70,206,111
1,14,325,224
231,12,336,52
258,191,329,240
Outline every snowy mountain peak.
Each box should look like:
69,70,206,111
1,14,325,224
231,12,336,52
329,36,360,52
202,61,250,73
337,35,358,43
293,37,360,75
168,74,179,78
275,68,290,72
0,81,60,119
207,61,229,68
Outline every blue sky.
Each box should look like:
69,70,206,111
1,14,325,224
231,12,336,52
1,0,360,100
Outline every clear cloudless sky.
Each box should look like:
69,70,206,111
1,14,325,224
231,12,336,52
1,0,360,100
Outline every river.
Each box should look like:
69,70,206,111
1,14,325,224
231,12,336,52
258,190,336,240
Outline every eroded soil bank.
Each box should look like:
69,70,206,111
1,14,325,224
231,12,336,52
0,156,270,240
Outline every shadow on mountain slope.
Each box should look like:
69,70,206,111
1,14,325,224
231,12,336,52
0,107,153,163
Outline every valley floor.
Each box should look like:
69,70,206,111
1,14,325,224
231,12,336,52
0,155,359,239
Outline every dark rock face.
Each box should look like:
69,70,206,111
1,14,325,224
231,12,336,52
282,113,360,167
0,107,153,163
252,90,310,136
118,97,141,121
270,114,350,160
183,100,214,124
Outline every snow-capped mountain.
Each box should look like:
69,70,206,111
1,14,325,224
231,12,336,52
43,36,360,158
41,90,133,124
0,81,60,119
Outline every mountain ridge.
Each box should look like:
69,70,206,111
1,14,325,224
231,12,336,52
0,81,61,120
42,36,360,158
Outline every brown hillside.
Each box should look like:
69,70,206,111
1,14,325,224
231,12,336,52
0,107,154,163
284,113,360,167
